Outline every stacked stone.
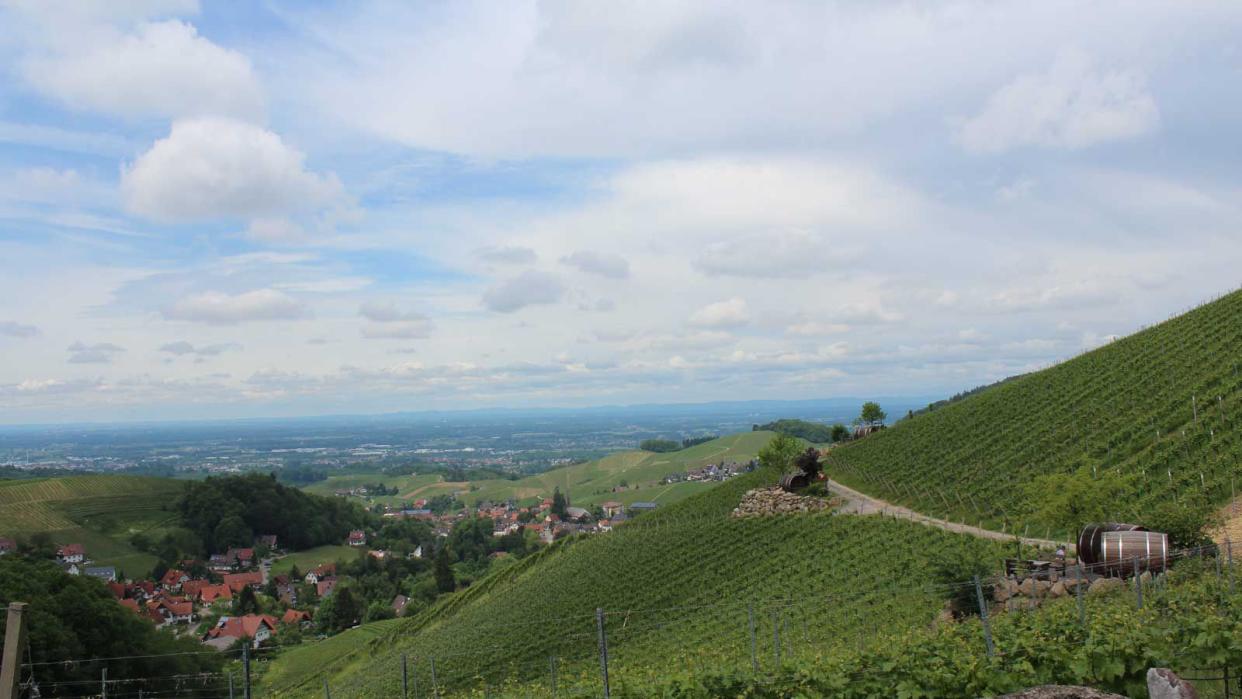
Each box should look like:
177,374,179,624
732,487,834,517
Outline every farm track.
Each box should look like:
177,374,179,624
826,478,1072,550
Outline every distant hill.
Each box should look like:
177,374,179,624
0,475,187,574
305,431,777,509
827,288,1242,540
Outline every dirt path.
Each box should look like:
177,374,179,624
826,479,1073,551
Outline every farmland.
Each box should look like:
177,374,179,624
826,288,1242,540
301,431,775,509
0,475,187,574
270,544,363,576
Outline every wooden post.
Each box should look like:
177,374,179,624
0,603,27,699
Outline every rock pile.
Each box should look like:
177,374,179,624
732,487,835,517
999,686,1126,699
993,573,1152,609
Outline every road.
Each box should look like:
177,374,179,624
825,478,1073,551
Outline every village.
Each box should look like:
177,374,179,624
0,476,691,652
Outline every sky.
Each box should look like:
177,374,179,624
0,1,1240,424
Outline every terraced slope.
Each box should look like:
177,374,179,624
827,288,1242,540
262,465,1007,698
0,475,187,573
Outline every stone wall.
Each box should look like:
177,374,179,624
732,487,836,517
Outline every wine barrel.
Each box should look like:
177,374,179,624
1078,523,1168,576
779,472,810,492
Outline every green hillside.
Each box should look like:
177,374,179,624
0,474,187,573
262,465,1008,698
825,288,1242,540
305,431,774,509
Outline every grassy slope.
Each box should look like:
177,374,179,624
825,288,1242,539
303,432,775,510
270,545,363,576
0,475,187,573
263,465,1007,698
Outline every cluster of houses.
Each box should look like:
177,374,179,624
662,460,755,485
46,536,320,649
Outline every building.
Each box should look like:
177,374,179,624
316,577,337,598
600,501,624,517
305,563,335,584
198,583,233,605
629,502,658,514
347,530,367,547
223,571,264,594
84,566,117,582
160,569,190,591
257,534,278,550
281,609,312,625
203,615,278,649
57,543,85,564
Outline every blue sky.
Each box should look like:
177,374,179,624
1,0,1241,423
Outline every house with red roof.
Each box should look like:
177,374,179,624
315,577,337,598
57,543,85,564
181,579,210,598
198,583,233,604
151,598,194,624
304,563,335,584
118,598,140,613
347,530,366,547
281,609,312,625
226,548,256,569
160,569,190,591
203,614,278,649
223,571,264,594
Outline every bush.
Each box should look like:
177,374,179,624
639,439,682,453
1144,495,1221,549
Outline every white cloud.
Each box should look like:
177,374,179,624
696,229,851,278
958,50,1159,154
162,289,308,324
786,321,849,337
0,321,39,338
477,246,537,265
358,302,434,339
482,271,564,313
159,341,241,357
21,19,263,121
689,297,749,328
67,341,125,364
560,250,630,279
121,117,344,223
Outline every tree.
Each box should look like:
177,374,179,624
830,424,849,443
550,487,568,519
1144,495,1221,549
233,585,259,615
331,587,361,630
860,402,887,426
793,448,822,480
212,514,253,551
434,546,456,593
1023,467,1132,537
758,433,802,474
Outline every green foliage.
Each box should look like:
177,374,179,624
681,435,718,448
233,584,260,615
0,556,224,695
860,401,887,426
1022,468,1133,537
754,419,836,443
179,473,367,553
1143,494,1221,548
639,438,682,453
550,486,568,519
758,433,802,474
831,423,849,442
828,289,1242,539
434,546,455,593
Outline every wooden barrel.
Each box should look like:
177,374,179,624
1078,522,1146,571
779,472,809,492
1099,530,1168,576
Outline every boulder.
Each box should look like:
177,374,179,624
994,583,1012,603
1034,580,1052,597
1048,581,1067,598
1147,668,1199,699
1018,578,1037,596
999,685,1126,699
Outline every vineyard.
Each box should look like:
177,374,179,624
261,465,1011,697
826,288,1242,541
0,475,187,572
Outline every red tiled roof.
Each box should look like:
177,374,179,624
58,543,85,556
281,609,311,624
206,614,278,640
223,572,263,593
198,583,233,603
315,577,337,597
118,598,140,613
106,581,126,598
181,579,209,596
160,569,188,587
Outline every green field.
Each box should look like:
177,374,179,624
303,431,775,511
261,465,1008,697
0,475,187,574
826,288,1242,540
270,545,363,576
